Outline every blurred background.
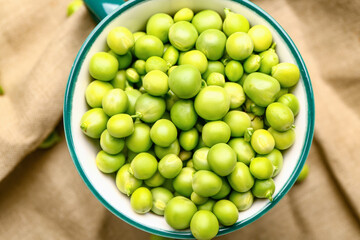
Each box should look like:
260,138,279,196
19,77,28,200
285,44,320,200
0,0,359,239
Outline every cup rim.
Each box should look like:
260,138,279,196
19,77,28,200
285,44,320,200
63,0,315,238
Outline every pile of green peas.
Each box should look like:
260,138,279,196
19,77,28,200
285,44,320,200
80,7,301,240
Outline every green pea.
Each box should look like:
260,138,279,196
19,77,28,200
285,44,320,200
102,89,128,116
129,152,158,180
266,102,294,131
67,0,83,17
250,129,275,154
243,72,280,107
202,61,225,80
169,64,202,99
193,147,210,171
145,171,166,187
142,70,169,96
206,72,225,87
224,82,246,109
100,130,125,155
164,196,197,230
145,56,169,73
196,29,227,60
158,154,183,179
126,122,152,153
208,143,236,176
229,190,254,211
194,86,230,120
192,170,222,197
201,121,231,147
223,8,250,36
125,88,141,115
244,98,265,116
271,62,300,88
80,108,109,139
150,119,177,147
174,8,194,22
213,200,239,226
226,32,254,61
249,157,273,180
244,54,261,73
259,48,279,74
248,113,264,130
169,21,198,51
173,167,196,197
191,192,208,205
163,46,179,67
225,60,244,82
179,50,208,74
130,187,153,214
146,13,174,43
190,210,219,240
248,25,272,52
151,187,174,215
268,127,296,150
258,149,283,177
297,163,309,183
135,93,166,123
89,52,119,81
228,162,254,192
186,159,194,168
38,130,61,149
170,99,198,131
228,138,255,165
198,199,216,211
125,68,140,83
107,27,134,55
154,139,180,159
192,10,222,34
116,164,142,196
134,35,164,60
111,70,127,89
95,150,125,173
179,128,199,151
108,50,133,70
223,111,251,138
212,178,231,199
107,114,134,138
132,59,146,76
277,93,300,116
85,80,113,108
252,178,275,201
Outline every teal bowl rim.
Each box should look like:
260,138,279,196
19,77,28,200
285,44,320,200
63,0,315,238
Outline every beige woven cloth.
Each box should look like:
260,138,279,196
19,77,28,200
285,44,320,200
0,0,359,239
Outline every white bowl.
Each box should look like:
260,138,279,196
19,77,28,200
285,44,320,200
64,0,315,238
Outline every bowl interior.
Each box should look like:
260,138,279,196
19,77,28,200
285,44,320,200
64,0,314,238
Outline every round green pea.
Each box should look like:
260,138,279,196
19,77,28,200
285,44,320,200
268,127,296,150
163,46,179,67
107,114,134,138
226,32,254,61
146,13,174,43
107,27,134,55
111,70,127,89
223,8,250,36
143,70,169,96
201,121,231,147
192,170,222,197
164,196,197,230
89,52,118,81
174,8,194,22
249,157,274,180
134,35,164,60
108,50,133,70
202,61,225,80
179,128,199,151
102,89,128,116
193,147,210,171
277,93,300,116
227,162,254,192
180,50,208,74
208,143,236,176
80,108,109,139
169,21,198,51
116,164,142,196
170,100,198,131
158,154,183,179
125,88,141,115
212,178,231,199
229,190,254,211
198,199,216,211
100,130,125,154
125,68,140,83
206,72,225,87
228,138,255,165
135,93,166,123
213,200,239,226
151,187,174,215
129,152,158,180
192,10,222,34
85,80,113,108
145,171,166,187
258,149,283,177
252,178,275,201
190,210,219,240
173,167,195,197
145,56,169,73
130,187,153,214
244,54,261,73
250,129,275,154
248,25,272,52
225,60,244,82
95,150,125,173
154,139,180,159
266,102,294,132
223,110,251,137
169,64,202,99
191,192,208,205
259,48,279,74
271,62,300,88
150,119,177,147
126,122,152,153
132,59,146,75
196,29,227,60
